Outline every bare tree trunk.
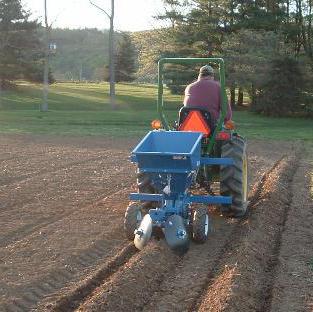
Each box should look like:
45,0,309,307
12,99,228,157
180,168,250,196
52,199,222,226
42,0,49,112
79,63,83,81
0,79,2,108
230,83,236,108
237,87,244,106
250,83,256,106
109,0,116,109
89,0,116,109
230,0,235,27
308,0,313,62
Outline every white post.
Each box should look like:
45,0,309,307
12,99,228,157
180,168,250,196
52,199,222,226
42,0,49,112
90,0,116,109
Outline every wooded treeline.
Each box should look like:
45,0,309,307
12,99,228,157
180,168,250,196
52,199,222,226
49,28,110,81
1,0,312,116
146,0,312,116
0,0,137,85
47,29,137,82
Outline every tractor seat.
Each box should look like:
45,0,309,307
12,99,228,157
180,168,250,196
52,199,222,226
178,106,215,137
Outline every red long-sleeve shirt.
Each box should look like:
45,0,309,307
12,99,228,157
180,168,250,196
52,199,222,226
183,77,232,123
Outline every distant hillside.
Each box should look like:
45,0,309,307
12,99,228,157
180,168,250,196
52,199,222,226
49,28,110,81
131,28,169,83
48,28,163,82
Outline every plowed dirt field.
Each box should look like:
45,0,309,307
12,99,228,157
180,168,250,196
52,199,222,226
0,135,312,312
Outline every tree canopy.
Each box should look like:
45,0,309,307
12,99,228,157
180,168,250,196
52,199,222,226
253,56,306,116
150,0,312,115
0,0,42,88
115,32,137,82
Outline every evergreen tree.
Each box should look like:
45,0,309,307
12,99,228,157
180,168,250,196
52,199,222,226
114,33,137,82
0,0,42,88
223,29,283,105
234,0,286,31
157,0,229,94
252,56,305,116
156,0,293,95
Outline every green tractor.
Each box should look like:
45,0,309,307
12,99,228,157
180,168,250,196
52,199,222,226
126,58,248,250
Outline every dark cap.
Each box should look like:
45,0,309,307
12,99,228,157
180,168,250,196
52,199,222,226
199,65,214,76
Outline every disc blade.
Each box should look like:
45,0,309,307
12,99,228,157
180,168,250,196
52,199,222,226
164,215,189,251
134,214,153,250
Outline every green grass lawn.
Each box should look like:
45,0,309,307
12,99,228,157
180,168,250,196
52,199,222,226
0,82,312,141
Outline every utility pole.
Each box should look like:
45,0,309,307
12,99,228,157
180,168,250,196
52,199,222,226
42,0,49,112
79,62,83,81
90,0,116,109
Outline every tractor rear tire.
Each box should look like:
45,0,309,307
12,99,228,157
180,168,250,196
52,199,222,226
220,135,248,218
124,202,144,240
192,205,210,243
137,171,157,209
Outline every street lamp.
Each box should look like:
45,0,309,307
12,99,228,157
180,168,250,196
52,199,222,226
90,0,116,110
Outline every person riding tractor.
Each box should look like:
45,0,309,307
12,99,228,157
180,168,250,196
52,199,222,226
183,65,232,125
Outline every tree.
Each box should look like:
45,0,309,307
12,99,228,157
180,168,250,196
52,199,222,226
156,1,288,94
233,0,286,31
223,30,283,106
156,0,228,94
115,33,137,82
252,56,305,116
152,0,312,113
0,0,42,89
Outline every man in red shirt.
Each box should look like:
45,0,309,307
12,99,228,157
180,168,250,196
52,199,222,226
183,65,232,123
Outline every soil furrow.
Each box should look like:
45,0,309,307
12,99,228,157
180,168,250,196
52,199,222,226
1,189,132,311
197,155,298,312
0,179,132,248
259,185,294,312
0,155,112,187
0,154,131,213
76,241,179,312
247,154,287,206
269,160,313,312
41,243,138,312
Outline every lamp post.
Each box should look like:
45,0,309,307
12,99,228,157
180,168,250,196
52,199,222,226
42,0,49,112
90,0,116,109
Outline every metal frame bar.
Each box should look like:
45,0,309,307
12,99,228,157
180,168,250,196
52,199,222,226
130,193,164,202
187,195,232,204
129,193,232,205
135,168,191,173
200,157,234,165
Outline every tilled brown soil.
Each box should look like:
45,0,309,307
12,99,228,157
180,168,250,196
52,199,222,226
269,159,313,312
0,135,138,311
197,156,298,312
1,134,311,312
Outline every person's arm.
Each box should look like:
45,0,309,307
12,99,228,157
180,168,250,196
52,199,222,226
217,84,232,122
183,85,190,106
224,96,232,122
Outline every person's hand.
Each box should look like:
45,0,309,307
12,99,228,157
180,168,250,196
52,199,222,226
225,120,235,130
